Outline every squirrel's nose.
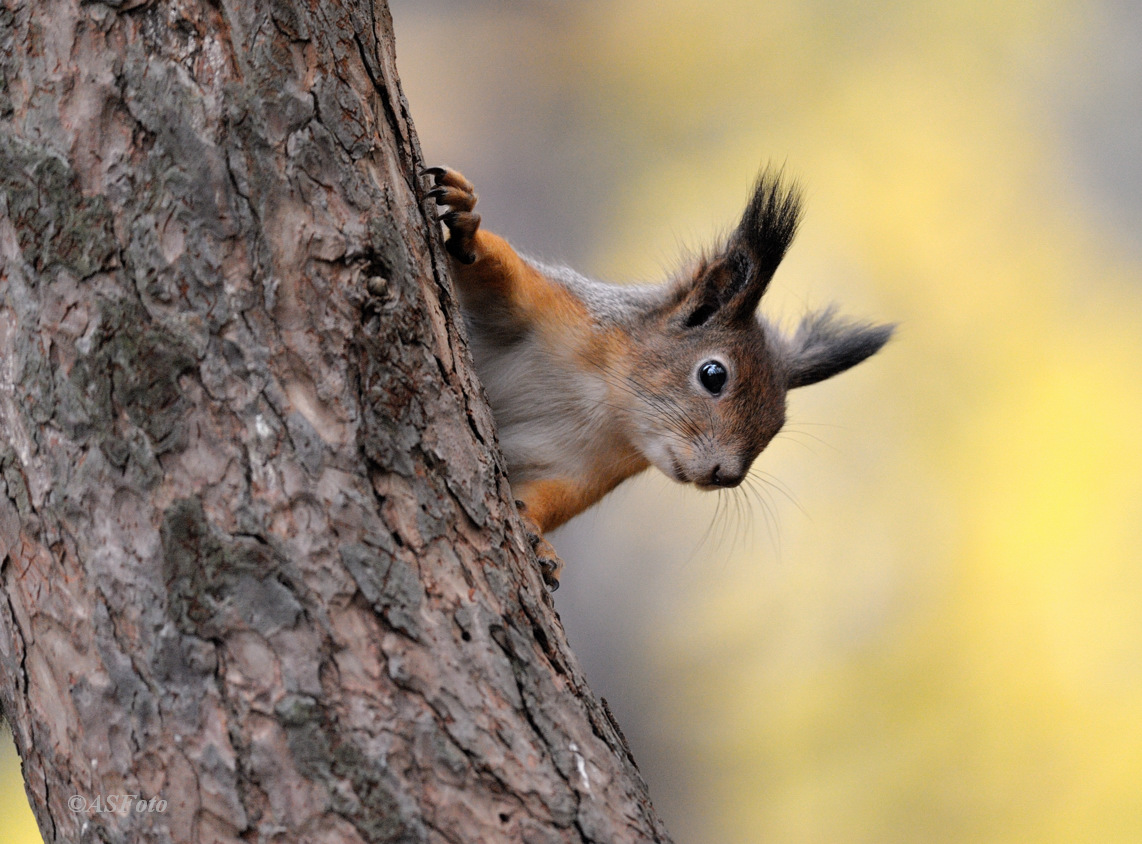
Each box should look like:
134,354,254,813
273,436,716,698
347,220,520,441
709,464,745,488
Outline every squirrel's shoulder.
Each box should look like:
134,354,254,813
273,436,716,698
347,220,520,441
522,254,672,328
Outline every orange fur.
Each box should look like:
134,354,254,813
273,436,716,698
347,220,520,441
514,454,648,533
453,230,589,332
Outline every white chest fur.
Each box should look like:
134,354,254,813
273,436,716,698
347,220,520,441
466,324,635,486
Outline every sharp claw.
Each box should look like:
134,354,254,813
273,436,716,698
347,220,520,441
420,166,447,178
425,185,448,199
537,557,560,591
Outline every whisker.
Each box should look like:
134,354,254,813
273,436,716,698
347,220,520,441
787,420,848,431
593,360,700,437
740,474,783,557
776,427,836,453
733,486,752,550
754,471,808,519
683,486,727,567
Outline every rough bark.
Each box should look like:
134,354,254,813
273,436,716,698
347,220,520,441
0,1,670,842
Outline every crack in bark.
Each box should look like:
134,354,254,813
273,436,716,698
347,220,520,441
353,28,411,178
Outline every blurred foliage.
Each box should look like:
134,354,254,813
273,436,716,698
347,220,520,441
4,1,1140,842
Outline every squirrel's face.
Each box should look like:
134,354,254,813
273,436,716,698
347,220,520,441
617,168,893,492
623,320,787,490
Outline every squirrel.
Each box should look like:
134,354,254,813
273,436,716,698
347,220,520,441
422,165,893,588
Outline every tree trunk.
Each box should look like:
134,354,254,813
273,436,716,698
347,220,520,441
0,2,670,841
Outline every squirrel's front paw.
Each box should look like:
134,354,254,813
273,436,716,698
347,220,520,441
515,500,563,591
422,166,481,264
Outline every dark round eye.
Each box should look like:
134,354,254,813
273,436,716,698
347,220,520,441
698,360,727,395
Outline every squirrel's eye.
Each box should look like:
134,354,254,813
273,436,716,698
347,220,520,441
698,360,727,395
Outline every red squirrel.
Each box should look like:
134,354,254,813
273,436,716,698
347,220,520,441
423,166,892,588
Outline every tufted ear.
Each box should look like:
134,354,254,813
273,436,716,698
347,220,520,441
675,168,802,328
781,308,894,388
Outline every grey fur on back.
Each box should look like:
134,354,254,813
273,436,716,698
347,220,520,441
523,256,670,328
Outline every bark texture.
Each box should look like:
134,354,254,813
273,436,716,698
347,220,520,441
0,1,670,841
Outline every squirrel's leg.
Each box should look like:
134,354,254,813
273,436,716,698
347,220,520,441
423,167,587,327
514,467,647,588
513,478,605,534
512,477,617,589
513,502,563,591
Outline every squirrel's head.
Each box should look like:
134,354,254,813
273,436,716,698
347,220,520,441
624,169,894,490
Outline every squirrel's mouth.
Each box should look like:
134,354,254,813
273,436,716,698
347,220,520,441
665,451,717,490
665,449,689,485
694,473,728,491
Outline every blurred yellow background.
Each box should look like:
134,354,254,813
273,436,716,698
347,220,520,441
4,1,1140,841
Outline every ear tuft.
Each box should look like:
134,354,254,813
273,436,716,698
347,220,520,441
739,167,803,283
782,308,894,389
670,168,804,328
719,167,803,321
